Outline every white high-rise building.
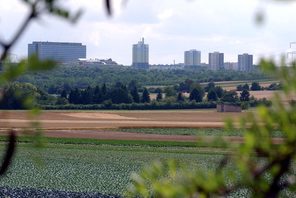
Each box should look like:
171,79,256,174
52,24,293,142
184,50,201,67
238,53,253,72
209,52,224,70
132,38,149,69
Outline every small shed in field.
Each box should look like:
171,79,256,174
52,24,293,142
217,103,242,112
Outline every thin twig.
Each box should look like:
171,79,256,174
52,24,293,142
0,130,17,175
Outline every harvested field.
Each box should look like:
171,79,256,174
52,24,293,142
62,112,137,120
0,110,245,130
0,110,248,142
249,90,277,99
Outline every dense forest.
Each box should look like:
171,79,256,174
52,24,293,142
17,65,271,94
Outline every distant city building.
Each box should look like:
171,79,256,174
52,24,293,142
209,52,224,70
238,53,253,72
184,50,201,66
78,58,118,66
132,38,149,69
224,62,238,70
199,63,209,68
28,41,86,63
286,42,296,66
149,63,184,70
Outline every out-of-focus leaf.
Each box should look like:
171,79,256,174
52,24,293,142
27,55,56,71
1,61,26,81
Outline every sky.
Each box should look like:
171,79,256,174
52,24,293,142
1,0,296,65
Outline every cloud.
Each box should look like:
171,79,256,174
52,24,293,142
1,0,296,65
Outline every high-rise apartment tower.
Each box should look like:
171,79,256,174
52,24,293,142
132,38,149,69
238,53,253,72
209,52,224,70
184,50,201,67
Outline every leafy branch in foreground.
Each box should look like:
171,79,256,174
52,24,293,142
127,61,296,197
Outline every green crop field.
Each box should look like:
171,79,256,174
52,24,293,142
117,127,283,137
118,127,243,136
0,143,224,196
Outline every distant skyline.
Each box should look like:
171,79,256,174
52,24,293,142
1,0,296,65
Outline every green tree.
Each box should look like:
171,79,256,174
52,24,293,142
242,83,250,90
176,92,184,102
110,87,132,104
81,86,93,104
204,81,215,92
156,92,163,102
130,87,140,103
207,88,218,101
128,80,138,91
0,82,41,109
215,86,224,98
55,97,68,105
189,86,204,102
93,85,103,104
221,90,239,103
236,84,243,91
68,88,81,104
164,86,176,97
240,89,250,101
101,83,107,98
60,90,67,99
142,88,150,103
251,82,261,91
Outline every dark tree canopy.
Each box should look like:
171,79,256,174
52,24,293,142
130,87,140,103
177,92,184,102
240,89,250,101
141,88,150,103
251,82,261,91
207,89,218,101
156,92,163,101
189,86,204,102
221,90,239,103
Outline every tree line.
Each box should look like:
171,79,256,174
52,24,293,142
236,81,282,91
0,80,271,109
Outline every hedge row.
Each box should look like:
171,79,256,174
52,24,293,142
41,102,217,110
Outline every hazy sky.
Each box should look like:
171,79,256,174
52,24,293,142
1,0,296,65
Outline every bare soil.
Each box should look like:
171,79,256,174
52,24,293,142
0,110,245,130
0,110,260,143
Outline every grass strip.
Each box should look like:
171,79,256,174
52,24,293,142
0,135,236,148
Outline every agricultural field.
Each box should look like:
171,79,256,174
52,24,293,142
117,127,283,137
0,109,291,197
200,80,280,91
0,110,245,130
0,143,224,196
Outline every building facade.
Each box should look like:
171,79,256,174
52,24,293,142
28,41,86,63
184,50,201,67
209,52,224,70
238,53,253,72
132,38,149,69
224,62,238,70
